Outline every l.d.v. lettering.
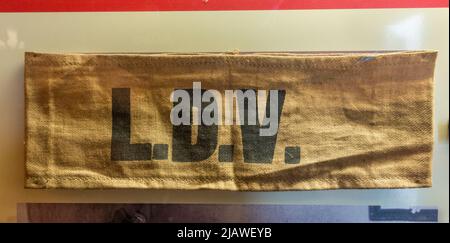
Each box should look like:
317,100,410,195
110,82,301,164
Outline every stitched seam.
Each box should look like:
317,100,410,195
28,175,429,183
26,59,432,70
27,61,430,67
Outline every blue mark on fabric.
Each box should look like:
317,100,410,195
359,56,376,63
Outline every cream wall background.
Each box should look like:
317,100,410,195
0,9,448,222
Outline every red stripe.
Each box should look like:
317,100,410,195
0,0,448,12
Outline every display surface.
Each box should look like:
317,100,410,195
0,8,448,222
25,51,436,190
17,203,439,223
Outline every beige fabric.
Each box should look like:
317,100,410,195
25,51,437,190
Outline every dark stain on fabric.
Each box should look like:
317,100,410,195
343,107,376,125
